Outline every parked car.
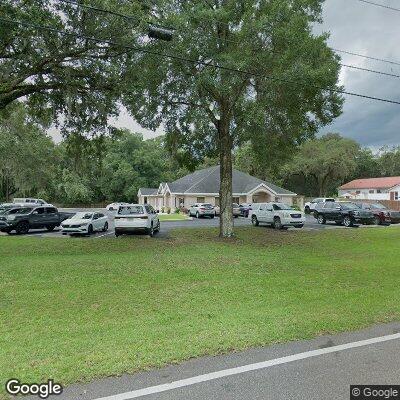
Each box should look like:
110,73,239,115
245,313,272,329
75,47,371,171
106,202,129,211
304,198,335,214
251,202,305,229
355,203,392,225
189,203,215,218
0,206,71,234
0,203,21,214
12,198,52,206
61,212,109,235
114,204,160,237
239,203,252,217
314,201,374,227
214,203,241,218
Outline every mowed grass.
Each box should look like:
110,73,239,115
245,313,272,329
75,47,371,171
158,213,191,221
1,227,400,398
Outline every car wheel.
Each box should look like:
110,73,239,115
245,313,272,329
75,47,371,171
147,224,154,237
343,216,353,227
102,222,109,232
273,217,283,230
196,211,199,218
252,215,259,226
210,215,214,219
373,216,380,225
305,206,310,214
155,221,160,232
317,215,326,225
115,230,120,237
16,221,30,234
87,224,93,235
294,224,304,229
46,225,56,231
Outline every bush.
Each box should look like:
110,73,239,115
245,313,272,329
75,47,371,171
174,208,180,214
166,207,171,214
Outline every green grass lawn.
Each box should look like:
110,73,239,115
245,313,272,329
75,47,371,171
1,227,400,398
158,213,191,221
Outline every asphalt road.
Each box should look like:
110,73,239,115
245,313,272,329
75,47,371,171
31,322,400,400
0,210,389,239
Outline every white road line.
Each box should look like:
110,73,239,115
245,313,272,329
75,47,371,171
94,332,400,400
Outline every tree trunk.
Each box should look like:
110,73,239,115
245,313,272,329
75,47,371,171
218,118,234,238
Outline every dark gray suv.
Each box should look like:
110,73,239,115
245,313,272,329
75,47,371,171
0,206,68,234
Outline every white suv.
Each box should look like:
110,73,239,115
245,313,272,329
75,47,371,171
114,204,160,237
251,202,305,230
304,198,335,214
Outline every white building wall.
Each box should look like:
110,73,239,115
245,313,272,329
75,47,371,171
338,189,390,200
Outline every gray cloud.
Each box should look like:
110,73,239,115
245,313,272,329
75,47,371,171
320,0,400,147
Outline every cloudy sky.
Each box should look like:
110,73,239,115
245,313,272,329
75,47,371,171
51,0,400,148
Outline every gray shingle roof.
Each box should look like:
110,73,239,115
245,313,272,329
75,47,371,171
168,166,295,195
139,188,158,195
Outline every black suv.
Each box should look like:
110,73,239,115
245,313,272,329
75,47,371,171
314,201,374,227
0,206,70,234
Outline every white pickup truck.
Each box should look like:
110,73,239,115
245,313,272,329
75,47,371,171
251,202,305,230
304,198,335,214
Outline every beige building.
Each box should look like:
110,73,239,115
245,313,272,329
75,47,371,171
138,166,297,211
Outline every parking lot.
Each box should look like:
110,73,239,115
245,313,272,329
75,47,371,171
0,208,392,239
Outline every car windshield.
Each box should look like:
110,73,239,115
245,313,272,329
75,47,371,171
370,203,387,210
72,212,93,219
272,203,293,210
201,204,214,209
340,202,359,210
118,205,144,215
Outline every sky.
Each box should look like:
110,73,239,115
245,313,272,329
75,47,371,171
50,0,400,148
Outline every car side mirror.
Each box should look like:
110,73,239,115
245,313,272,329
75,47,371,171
33,210,38,215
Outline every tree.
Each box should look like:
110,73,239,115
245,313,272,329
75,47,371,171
378,147,400,177
124,0,343,237
0,0,149,133
283,133,359,196
0,103,56,201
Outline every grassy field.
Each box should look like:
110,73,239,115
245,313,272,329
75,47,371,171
158,213,191,221
1,227,399,398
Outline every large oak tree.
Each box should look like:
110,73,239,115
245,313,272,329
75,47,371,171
124,0,343,237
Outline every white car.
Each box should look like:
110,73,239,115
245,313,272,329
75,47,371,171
13,198,53,206
251,202,305,230
61,212,109,235
114,204,160,237
189,203,215,218
304,198,335,214
106,202,129,211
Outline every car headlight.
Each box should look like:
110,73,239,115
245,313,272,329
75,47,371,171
6,215,15,221
352,211,359,216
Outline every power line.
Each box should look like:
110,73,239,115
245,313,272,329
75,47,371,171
341,63,400,78
333,48,400,67
54,0,400,77
2,16,400,106
356,0,400,12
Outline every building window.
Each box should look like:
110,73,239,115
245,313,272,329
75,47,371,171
197,197,205,203
356,191,361,194
369,190,374,194
215,197,220,206
396,192,399,201
178,197,185,207
144,196,148,204
377,189,382,193
233,197,240,204
275,197,280,202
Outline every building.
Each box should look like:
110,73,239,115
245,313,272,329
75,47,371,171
138,165,297,211
338,177,400,201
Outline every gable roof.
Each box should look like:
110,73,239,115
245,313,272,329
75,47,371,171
168,166,295,195
339,177,400,190
139,188,158,195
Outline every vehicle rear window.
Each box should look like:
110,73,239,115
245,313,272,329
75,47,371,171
46,207,57,213
272,203,293,210
232,203,239,207
118,206,144,215
10,207,33,214
201,204,214,209
325,198,335,202
340,202,359,210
